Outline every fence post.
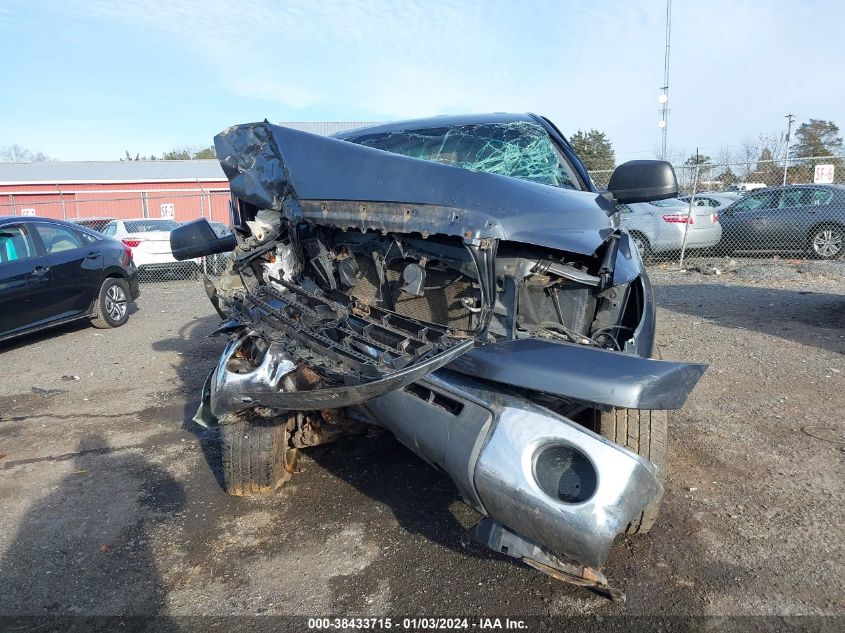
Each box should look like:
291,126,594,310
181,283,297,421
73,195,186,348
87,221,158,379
678,162,699,269
56,185,67,219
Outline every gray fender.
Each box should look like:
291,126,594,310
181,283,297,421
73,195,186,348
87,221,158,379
449,338,706,410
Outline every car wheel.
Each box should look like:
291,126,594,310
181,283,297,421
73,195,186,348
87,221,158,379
590,406,668,534
809,224,844,259
91,277,131,329
630,232,653,263
219,411,298,496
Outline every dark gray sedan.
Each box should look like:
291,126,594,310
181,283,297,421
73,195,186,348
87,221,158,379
719,184,845,259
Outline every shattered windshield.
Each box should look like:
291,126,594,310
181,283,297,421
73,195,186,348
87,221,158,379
343,122,581,190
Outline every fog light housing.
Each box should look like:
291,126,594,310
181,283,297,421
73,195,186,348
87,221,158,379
534,444,597,503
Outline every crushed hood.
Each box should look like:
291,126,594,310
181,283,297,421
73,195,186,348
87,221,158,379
214,121,616,256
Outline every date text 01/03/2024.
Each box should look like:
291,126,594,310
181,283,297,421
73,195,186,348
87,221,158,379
306,617,528,629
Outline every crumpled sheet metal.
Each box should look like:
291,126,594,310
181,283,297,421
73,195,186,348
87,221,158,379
214,123,289,212
213,121,617,256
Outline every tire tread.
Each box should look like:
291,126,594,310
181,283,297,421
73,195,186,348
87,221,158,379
597,407,668,534
220,414,295,496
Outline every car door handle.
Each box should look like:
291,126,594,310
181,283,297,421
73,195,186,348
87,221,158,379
85,251,102,259
32,265,50,277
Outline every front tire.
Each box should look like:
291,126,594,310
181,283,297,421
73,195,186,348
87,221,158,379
91,277,131,329
220,412,298,496
593,407,668,534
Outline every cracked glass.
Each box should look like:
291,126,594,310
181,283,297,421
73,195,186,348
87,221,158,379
343,122,581,190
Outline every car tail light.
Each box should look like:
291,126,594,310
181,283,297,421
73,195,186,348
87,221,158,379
122,238,145,248
121,243,134,266
662,213,694,224
713,212,719,223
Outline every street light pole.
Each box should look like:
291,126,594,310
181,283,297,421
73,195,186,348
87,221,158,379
783,113,795,186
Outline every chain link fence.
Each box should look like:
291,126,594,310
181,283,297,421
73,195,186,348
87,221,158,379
2,154,844,283
0,189,233,283
590,155,845,271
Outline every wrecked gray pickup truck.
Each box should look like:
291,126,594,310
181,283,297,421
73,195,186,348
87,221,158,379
171,113,705,600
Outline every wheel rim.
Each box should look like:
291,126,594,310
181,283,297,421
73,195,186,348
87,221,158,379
812,228,842,257
105,284,127,321
632,235,647,255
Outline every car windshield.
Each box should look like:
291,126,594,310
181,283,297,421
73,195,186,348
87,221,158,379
649,198,688,208
124,220,180,233
342,121,581,190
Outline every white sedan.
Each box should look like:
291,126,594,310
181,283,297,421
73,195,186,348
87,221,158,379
101,218,199,276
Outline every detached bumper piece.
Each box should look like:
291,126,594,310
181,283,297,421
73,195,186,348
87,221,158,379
466,519,626,602
214,281,474,413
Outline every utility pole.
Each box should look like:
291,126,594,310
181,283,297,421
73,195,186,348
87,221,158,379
783,113,795,186
659,0,672,160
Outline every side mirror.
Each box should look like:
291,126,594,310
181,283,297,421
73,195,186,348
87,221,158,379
607,160,678,204
170,219,237,260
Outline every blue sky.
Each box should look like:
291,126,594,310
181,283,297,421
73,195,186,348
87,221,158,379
2,0,843,163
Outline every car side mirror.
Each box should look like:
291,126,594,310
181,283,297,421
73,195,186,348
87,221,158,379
170,219,237,260
607,160,679,204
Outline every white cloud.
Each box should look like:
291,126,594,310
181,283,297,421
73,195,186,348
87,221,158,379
7,0,845,161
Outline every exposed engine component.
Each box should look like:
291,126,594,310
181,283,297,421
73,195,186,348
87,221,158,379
400,262,426,296
262,239,302,287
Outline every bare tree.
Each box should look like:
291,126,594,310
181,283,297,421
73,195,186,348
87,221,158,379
0,144,51,162
716,146,735,167
739,136,760,180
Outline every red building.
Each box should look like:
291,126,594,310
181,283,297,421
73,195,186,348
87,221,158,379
0,123,378,224
0,160,231,224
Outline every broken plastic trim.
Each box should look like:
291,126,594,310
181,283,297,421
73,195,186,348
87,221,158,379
208,271,478,413
210,334,474,413
450,338,705,410
465,518,625,602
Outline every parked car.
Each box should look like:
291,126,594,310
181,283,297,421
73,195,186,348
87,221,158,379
618,197,722,257
205,221,233,274
678,192,740,211
69,217,117,233
0,216,139,342
724,182,766,194
101,218,197,276
720,184,845,259
170,114,706,599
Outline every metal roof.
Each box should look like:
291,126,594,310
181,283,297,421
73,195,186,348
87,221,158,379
0,159,226,185
0,123,378,184
278,121,379,136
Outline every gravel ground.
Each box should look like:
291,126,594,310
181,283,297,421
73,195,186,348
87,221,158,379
1,260,844,623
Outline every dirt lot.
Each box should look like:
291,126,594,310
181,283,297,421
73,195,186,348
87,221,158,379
1,261,844,622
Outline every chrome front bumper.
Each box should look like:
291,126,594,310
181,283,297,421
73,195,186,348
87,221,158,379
364,370,663,571
474,403,662,569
